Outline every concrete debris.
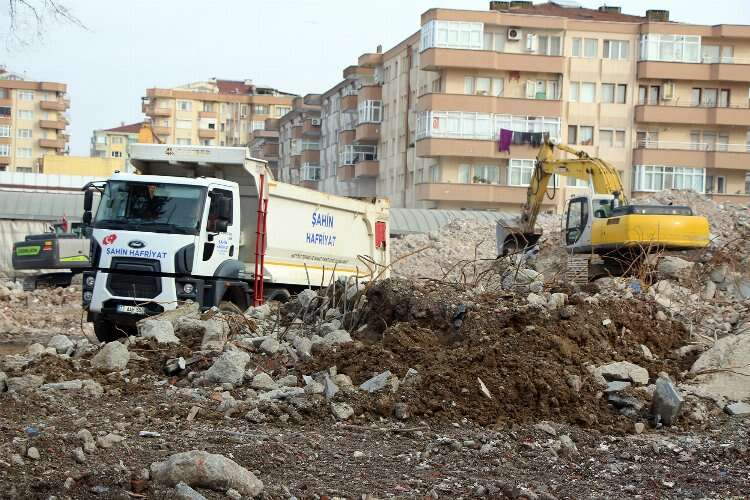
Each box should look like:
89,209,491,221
359,370,394,393
657,256,694,280
175,481,208,500
204,350,250,386
651,376,683,426
724,402,750,416
90,341,130,372
604,381,632,393
41,379,84,391
26,447,40,460
331,402,354,420
48,334,74,355
250,372,278,391
477,377,492,399
7,374,44,392
318,329,353,347
259,336,281,355
96,432,125,449
296,289,318,309
689,334,750,402
595,361,649,385
401,368,421,387
138,319,181,344
258,386,304,401
150,450,263,497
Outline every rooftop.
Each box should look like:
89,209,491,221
103,122,143,134
495,2,647,22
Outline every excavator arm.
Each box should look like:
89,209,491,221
497,139,627,254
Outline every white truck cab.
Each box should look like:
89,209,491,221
82,144,389,342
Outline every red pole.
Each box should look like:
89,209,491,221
253,174,266,306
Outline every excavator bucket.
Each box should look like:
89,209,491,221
496,223,542,256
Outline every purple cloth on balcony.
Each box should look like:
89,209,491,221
498,128,513,153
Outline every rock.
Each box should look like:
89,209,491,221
7,374,44,392
257,387,304,401
73,447,86,464
48,334,74,355
259,337,280,355
657,256,693,280
296,289,318,309
82,380,104,397
595,361,649,385
601,318,612,327
150,450,263,497
174,317,227,351
479,443,497,456
558,435,577,456
42,380,84,391
91,341,130,372
559,304,576,319
534,422,556,436
640,344,654,360
277,374,297,387
330,402,354,420
655,310,667,321
319,329,352,347
725,401,750,416
245,408,267,423
246,303,271,320
27,343,46,356
689,334,750,402
175,481,208,500
96,433,125,449
360,370,393,393
323,375,338,399
26,447,40,460
303,377,324,395
292,336,313,359
547,293,567,310
393,402,409,419
334,373,353,388
250,372,277,391
401,368,421,387
139,319,181,344
526,293,547,307
566,374,582,393
605,381,632,393
709,264,728,283
702,281,717,300
11,454,24,466
226,488,242,500
634,422,645,434
503,267,543,293
204,350,250,386
650,376,683,426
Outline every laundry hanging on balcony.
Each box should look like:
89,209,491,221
498,129,549,153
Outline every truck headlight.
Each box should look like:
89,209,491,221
182,283,195,295
83,291,93,302
85,276,96,288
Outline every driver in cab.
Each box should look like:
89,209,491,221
132,184,164,220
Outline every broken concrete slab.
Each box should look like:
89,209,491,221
689,333,750,402
90,341,130,372
204,350,250,386
595,361,649,385
724,402,750,416
650,376,683,426
138,319,181,345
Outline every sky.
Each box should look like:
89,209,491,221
2,0,749,155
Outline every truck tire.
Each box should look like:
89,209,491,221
93,317,125,343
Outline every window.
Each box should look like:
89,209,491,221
429,164,441,183
95,134,106,144
176,120,192,129
458,164,499,184
416,111,560,141
464,77,503,96
569,82,579,102
202,102,214,112
508,159,535,186
719,89,730,107
648,85,660,105
567,125,577,145
603,40,629,60
18,91,34,101
275,106,291,117
420,20,483,52
599,129,626,148
634,165,705,192
17,110,33,120
475,77,491,96
206,189,233,233
0,144,9,156
537,35,562,56
703,88,718,107
580,82,596,103
16,167,32,173
639,34,700,63
177,100,192,111
254,105,269,114
578,126,594,145
358,100,382,123
200,139,215,146
17,148,32,157
691,88,701,106
716,176,726,194
602,83,627,103
111,151,122,158
301,164,322,181
111,136,123,145
17,128,32,139
571,38,582,57
492,78,504,97
176,138,191,145
584,38,598,58
0,106,11,117
251,120,264,131
0,125,9,137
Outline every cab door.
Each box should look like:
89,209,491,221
194,187,239,276
565,196,593,252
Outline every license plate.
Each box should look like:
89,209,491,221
117,304,146,315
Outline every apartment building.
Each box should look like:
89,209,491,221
276,94,322,189
0,67,69,173
249,118,281,179
141,78,295,147
91,121,142,172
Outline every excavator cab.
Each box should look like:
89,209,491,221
564,194,617,251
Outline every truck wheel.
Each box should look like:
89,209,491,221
93,317,125,343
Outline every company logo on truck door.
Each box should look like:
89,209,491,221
102,234,117,246
306,211,336,247
105,246,169,259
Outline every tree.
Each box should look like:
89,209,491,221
3,0,85,48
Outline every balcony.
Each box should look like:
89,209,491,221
337,165,355,182
39,138,66,149
301,149,320,165
358,52,383,67
198,128,217,139
634,141,750,170
416,183,556,205
252,130,278,139
339,130,355,145
421,48,565,73
0,116,10,125
354,160,379,178
39,119,66,130
0,155,9,165
355,122,380,142
341,94,358,112
40,100,69,111
143,105,172,117
198,111,217,119
635,104,750,127
151,126,170,136
262,142,279,158
0,137,10,145
0,98,11,107
637,60,750,82
358,85,382,101
302,119,320,136
417,93,562,116
40,82,66,92
416,137,538,159
301,180,318,190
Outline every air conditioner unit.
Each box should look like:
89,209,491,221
507,28,521,40
662,81,675,100
311,118,321,126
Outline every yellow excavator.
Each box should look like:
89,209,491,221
497,139,710,280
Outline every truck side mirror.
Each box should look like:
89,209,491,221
83,211,92,225
83,190,93,211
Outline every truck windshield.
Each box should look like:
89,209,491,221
94,181,206,235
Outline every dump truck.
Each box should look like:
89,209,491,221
12,221,90,290
497,138,710,280
82,144,389,341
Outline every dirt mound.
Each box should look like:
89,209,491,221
308,279,688,430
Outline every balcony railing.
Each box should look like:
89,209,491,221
637,139,750,153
